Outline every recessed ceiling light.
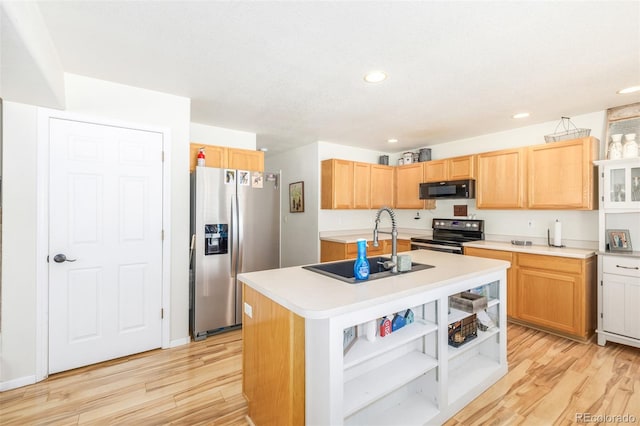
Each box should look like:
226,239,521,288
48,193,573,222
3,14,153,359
364,71,387,83
388,138,398,143
617,85,640,94
512,112,530,119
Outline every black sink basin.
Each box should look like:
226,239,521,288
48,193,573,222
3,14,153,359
302,256,434,284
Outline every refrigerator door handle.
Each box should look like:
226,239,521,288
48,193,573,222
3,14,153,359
237,191,244,273
230,194,237,278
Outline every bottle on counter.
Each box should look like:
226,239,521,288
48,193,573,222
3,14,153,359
353,238,370,281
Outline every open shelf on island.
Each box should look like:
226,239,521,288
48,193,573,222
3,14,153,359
448,353,502,403
344,319,437,370
447,327,499,360
355,393,440,426
343,350,438,418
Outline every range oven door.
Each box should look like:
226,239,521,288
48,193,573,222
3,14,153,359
410,240,463,255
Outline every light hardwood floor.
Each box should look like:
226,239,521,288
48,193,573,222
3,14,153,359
1,324,638,425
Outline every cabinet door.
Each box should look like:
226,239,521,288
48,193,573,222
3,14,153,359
395,163,424,209
321,159,354,209
189,143,227,171
353,162,371,209
464,247,516,318
370,164,394,208
603,160,640,209
228,148,264,171
527,137,597,209
477,148,526,209
423,160,448,183
397,239,411,252
449,155,475,180
602,274,640,339
517,267,581,335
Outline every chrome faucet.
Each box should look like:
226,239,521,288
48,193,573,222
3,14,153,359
373,206,398,273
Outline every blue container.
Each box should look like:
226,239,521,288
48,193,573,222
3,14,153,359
353,239,370,281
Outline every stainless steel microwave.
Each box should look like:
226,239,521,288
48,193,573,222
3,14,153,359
419,179,475,199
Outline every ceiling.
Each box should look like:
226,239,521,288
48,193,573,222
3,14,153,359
20,2,640,154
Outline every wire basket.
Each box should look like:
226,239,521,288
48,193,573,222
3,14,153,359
544,117,591,143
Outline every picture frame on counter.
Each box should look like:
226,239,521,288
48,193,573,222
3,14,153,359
606,229,633,252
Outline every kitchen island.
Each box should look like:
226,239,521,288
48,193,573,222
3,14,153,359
238,250,509,426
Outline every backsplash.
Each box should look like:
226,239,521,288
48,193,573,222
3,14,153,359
318,199,599,249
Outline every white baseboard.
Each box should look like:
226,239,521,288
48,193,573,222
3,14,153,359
168,336,190,348
0,375,37,391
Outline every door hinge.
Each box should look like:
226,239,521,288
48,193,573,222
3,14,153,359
162,151,165,162
161,230,165,240
600,313,603,319
600,280,603,286
161,308,164,319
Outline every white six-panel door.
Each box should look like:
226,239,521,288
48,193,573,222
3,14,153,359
48,118,163,374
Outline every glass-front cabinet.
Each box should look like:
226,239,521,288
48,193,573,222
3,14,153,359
601,158,640,209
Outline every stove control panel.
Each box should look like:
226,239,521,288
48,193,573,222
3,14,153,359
432,218,484,232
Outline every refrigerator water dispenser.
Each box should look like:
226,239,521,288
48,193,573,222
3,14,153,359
204,224,228,255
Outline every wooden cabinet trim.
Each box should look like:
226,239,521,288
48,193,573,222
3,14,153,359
517,253,583,275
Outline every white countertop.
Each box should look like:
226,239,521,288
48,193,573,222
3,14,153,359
463,240,596,259
238,250,509,319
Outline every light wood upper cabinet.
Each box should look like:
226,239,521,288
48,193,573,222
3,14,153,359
527,137,598,210
322,159,354,209
353,162,372,209
449,155,476,180
476,148,527,209
423,159,448,182
189,143,264,172
423,155,476,183
189,143,227,170
395,163,425,209
228,148,264,172
370,164,394,208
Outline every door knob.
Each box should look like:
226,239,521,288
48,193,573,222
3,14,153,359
53,254,77,263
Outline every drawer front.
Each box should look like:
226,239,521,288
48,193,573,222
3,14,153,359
603,255,640,278
346,241,385,257
518,253,583,275
464,247,513,262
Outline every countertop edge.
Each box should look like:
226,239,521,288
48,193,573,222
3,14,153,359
462,241,596,259
239,251,510,320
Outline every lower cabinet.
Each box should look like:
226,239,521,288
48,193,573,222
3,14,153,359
598,255,640,347
321,239,411,262
465,248,597,341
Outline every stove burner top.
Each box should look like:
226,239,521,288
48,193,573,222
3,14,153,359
410,218,485,254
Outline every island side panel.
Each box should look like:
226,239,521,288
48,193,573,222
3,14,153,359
242,283,305,425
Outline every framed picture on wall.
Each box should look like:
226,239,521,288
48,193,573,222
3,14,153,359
289,181,304,213
606,229,632,252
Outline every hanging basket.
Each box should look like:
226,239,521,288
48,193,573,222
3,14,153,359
544,117,591,143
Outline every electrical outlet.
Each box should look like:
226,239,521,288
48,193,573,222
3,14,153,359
527,220,533,228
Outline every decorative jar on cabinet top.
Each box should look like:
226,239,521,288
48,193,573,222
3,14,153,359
623,133,638,158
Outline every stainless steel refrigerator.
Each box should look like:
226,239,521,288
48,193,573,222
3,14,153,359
190,166,280,340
